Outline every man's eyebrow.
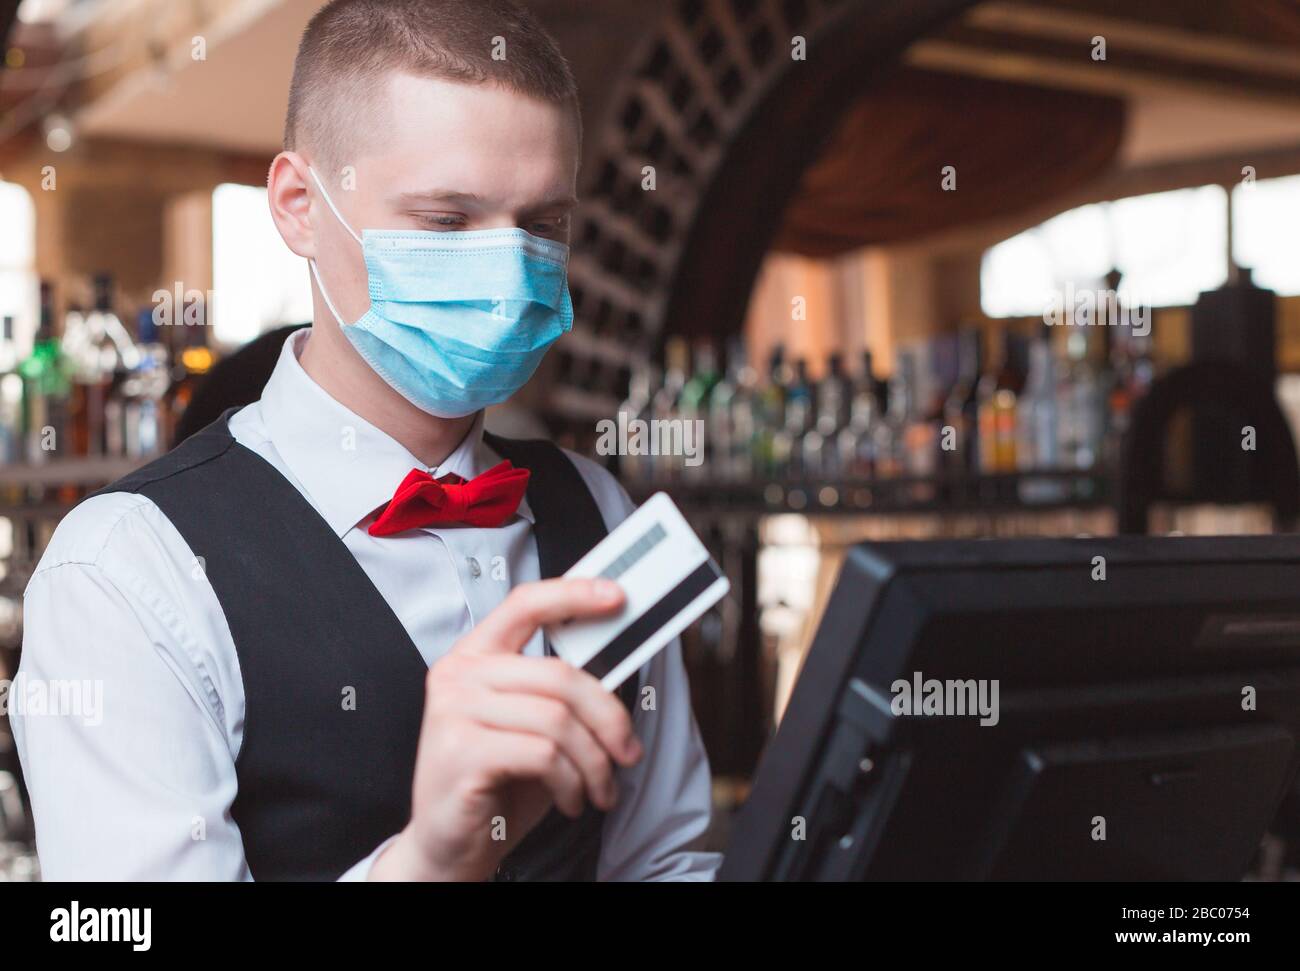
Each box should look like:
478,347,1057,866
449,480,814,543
521,194,580,213
390,189,487,206
390,189,579,211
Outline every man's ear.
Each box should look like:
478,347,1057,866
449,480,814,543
267,151,316,259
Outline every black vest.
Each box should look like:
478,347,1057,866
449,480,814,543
92,410,637,880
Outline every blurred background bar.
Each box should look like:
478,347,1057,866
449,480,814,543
3,0,1300,875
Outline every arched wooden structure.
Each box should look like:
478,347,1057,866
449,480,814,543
547,0,979,432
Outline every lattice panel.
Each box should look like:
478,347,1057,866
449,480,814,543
547,0,854,436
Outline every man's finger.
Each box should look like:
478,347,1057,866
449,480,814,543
477,726,587,819
473,655,641,767
459,578,625,656
462,690,617,810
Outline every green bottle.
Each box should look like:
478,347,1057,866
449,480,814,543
20,282,72,464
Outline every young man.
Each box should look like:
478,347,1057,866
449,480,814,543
12,0,719,882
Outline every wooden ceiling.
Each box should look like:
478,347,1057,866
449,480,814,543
914,0,1300,107
1006,0,1300,48
3,0,1298,164
3,0,1299,432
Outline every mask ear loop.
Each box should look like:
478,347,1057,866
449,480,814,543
308,166,362,244
308,258,349,328
306,166,363,326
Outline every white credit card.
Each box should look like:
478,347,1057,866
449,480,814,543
547,492,730,691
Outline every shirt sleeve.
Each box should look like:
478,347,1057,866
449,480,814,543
14,552,251,880
10,494,378,881
567,453,723,881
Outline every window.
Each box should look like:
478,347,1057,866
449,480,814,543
1232,173,1300,297
211,183,314,347
0,181,36,346
981,185,1231,317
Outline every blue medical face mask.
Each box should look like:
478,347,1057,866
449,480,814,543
307,167,573,419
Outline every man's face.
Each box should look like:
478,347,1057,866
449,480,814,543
307,72,581,325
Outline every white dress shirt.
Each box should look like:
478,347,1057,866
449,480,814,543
11,327,720,881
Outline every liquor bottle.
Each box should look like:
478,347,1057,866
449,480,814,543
85,275,140,371
708,337,754,483
779,357,814,478
1129,326,1155,397
163,318,216,448
650,337,689,483
753,344,789,479
1101,305,1156,471
0,317,22,513
1057,328,1102,470
857,351,880,407
20,283,71,465
837,353,880,479
801,353,845,479
679,340,719,480
857,350,886,407
881,349,937,501
976,329,1022,474
617,360,656,484
65,275,139,456
0,317,22,466
1017,325,1059,471
680,340,719,417
60,303,86,357
120,309,169,459
85,275,141,458
61,298,98,457
873,354,914,480
834,353,854,429
942,328,981,477
1016,325,1067,503
901,347,939,484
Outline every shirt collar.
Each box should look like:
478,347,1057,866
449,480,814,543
259,328,534,536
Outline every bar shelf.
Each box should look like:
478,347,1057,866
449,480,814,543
624,468,1114,517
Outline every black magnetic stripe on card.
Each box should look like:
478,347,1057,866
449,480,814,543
583,559,723,681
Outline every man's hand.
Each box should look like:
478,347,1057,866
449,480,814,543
370,577,642,881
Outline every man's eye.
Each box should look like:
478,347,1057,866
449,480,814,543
415,214,466,230
527,217,567,237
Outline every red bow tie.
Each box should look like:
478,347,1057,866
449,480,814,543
368,461,530,536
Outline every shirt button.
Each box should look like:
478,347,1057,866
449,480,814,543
467,556,482,578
